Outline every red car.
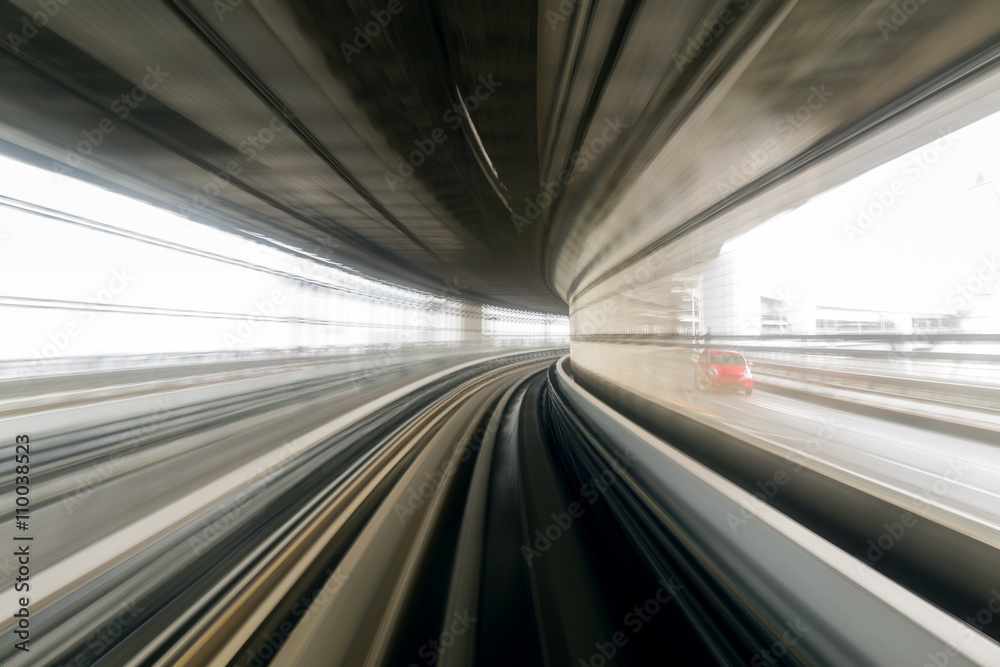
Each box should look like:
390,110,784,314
695,349,753,395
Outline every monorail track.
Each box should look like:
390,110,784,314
3,353,999,665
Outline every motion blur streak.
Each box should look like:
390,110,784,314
0,0,999,665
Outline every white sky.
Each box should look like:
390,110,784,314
0,156,563,361
0,155,427,359
729,110,1000,321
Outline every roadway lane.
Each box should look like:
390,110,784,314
573,342,1000,545
0,349,566,664
0,349,540,599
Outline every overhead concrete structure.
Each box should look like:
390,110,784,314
1,0,999,318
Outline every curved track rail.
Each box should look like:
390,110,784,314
4,353,999,665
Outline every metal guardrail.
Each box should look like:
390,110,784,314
572,334,1000,362
554,357,1000,666
0,342,558,382
572,335,1000,417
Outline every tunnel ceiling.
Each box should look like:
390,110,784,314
1,1,1000,313
0,0,558,311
